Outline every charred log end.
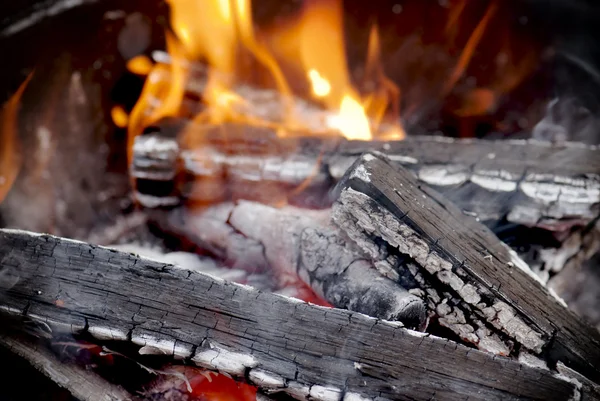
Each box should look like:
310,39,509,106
333,151,600,385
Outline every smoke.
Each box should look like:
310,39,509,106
532,97,600,144
0,265,19,291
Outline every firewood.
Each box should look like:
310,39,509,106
333,151,600,384
151,161,600,381
132,122,600,229
0,229,589,400
152,202,427,328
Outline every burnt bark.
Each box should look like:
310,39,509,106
152,202,427,329
131,123,600,228
0,229,588,401
334,152,600,384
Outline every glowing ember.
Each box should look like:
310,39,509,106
126,55,154,76
111,105,129,128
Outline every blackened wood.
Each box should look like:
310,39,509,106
0,229,582,401
335,152,600,384
0,333,134,401
151,202,427,329
131,123,600,227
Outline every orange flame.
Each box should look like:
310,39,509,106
265,0,377,139
0,73,33,203
128,0,405,151
443,1,498,96
127,0,539,153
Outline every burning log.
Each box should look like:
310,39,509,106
0,229,594,400
152,152,600,383
132,122,600,228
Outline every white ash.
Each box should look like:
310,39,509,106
349,164,371,183
343,392,372,401
132,333,193,359
285,381,311,400
520,181,600,205
470,174,517,193
334,188,546,354
134,193,180,208
192,344,257,376
133,135,179,157
387,154,418,165
309,385,342,401
518,352,548,370
248,369,285,389
418,165,469,186
88,326,128,342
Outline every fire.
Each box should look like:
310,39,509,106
0,73,33,204
127,0,404,156
126,0,539,155
265,0,377,140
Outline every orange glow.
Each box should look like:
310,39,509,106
269,0,376,139
362,24,404,139
127,0,539,153
111,105,129,128
128,0,405,149
126,55,154,76
308,69,332,98
444,2,498,95
127,33,187,162
327,95,371,140
0,73,33,204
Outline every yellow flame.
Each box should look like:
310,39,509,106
111,105,129,128
126,55,154,76
129,0,407,147
307,69,331,98
327,95,372,140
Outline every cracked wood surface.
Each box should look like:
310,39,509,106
131,123,600,226
335,152,600,384
154,202,427,329
0,229,583,401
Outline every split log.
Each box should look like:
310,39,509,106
0,229,590,400
132,122,600,228
332,152,600,384
0,332,134,401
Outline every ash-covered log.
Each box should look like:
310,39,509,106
333,152,600,384
131,122,600,228
153,202,427,329
0,229,591,400
150,151,600,383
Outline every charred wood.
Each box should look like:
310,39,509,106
334,152,600,384
131,122,600,228
152,202,427,328
0,229,588,400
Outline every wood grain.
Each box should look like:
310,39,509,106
335,152,600,384
0,229,583,400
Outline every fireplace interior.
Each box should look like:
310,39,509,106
0,1,599,400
